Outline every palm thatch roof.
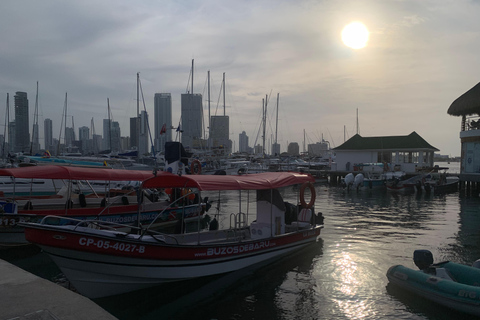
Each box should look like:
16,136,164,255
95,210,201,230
447,82,480,116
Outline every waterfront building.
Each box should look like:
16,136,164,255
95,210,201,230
239,131,249,153
288,142,300,156
447,82,480,183
44,118,53,151
14,92,30,153
332,132,438,174
154,93,172,153
181,93,203,150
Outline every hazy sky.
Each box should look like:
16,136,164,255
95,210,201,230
1,0,479,156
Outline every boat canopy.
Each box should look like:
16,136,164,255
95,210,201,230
0,165,155,181
142,172,314,191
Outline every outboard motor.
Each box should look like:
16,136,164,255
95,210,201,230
413,249,434,271
473,259,480,269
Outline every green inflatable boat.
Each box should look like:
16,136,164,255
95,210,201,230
387,250,480,317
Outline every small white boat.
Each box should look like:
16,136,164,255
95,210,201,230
21,172,324,298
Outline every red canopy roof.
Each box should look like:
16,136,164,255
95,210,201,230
142,172,314,191
0,165,155,181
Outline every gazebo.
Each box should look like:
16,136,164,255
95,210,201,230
448,82,480,184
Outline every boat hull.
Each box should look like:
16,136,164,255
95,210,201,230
24,223,322,298
387,263,480,317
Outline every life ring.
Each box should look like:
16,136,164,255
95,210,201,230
190,159,202,175
299,182,316,208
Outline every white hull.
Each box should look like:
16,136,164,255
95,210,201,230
39,236,316,298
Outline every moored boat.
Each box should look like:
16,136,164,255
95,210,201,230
387,250,480,317
0,166,205,245
21,171,324,298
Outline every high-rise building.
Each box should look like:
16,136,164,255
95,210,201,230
210,115,231,152
130,117,139,150
181,93,203,149
138,110,149,156
65,127,75,149
102,119,111,151
271,143,280,156
79,126,89,154
154,93,172,153
239,131,249,153
44,118,53,151
111,121,121,152
288,142,300,156
14,92,30,153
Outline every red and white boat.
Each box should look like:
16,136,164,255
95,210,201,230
0,166,204,244
22,171,324,298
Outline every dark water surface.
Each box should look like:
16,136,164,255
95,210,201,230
3,166,480,319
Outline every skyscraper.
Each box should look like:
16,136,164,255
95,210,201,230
14,92,29,152
239,131,249,153
210,115,231,152
154,93,172,153
103,119,111,151
138,110,149,156
181,93,203,149
44,118,53,151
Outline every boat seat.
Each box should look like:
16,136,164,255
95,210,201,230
434,268,456,281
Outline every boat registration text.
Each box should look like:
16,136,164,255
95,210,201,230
79,237,145,253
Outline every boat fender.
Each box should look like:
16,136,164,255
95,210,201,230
121,196,129,205
100,198,106,207
65,199,73,209
300,182,316,209
190,159,202,175
79,194,87,208
209,217,219,231
23,201,33,210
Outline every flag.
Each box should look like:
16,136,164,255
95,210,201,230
176,125,181,132
160,123,166,135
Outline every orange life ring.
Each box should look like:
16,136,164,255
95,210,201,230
299,182,316,208
190,159,202,175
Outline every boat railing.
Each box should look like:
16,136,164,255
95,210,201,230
141,189,203,237
230,212,247,229
37,215,181,244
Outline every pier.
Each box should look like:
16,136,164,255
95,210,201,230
0,258,116,320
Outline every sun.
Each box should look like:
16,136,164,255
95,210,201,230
342,22,369,49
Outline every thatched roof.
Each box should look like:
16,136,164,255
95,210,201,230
447,82,480,116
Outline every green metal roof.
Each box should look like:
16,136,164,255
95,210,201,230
333,132,439,151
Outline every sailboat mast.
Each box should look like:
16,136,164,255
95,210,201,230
208,70,211,136
262,96,267,157
223,72,226,116
275,93,279,147
2,94,9,159
30,81,39,155
191,59,194,94
108,98,112,152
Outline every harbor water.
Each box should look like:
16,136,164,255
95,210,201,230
4,162,480,320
